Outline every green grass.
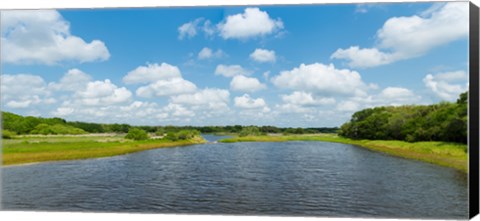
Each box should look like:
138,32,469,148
2,134,206,166
219,134,468,173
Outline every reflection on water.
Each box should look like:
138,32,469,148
1,137,468,218
201,134,232,142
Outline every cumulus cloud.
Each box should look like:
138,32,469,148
170,88,230,110
250,48,276,63
332,2,468,68
234,94,270,113
1,74,53,108
336,100,361,112
377,87,420,105
75,79,132,106
123,63,197,97
136,78,197,98
423,70,468,101
215,64,251,77
331,46,394,68
54,100,164,124
49,69,92,91
271,63,368,97
162,103,195,118
276,91,335,114
197,47,225,60
1,10,110,65
217,8,284,40
123,63,181,84
230,75,266,93
234,94,266,108
281,91,335,106
335,86,421,112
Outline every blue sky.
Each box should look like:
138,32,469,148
0,2,469,127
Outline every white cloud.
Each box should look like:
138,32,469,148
170,88,230,110
377,87,419,105
1,10,109,65
123,63,181,84
355,4,386,14
336,100,360,112
49,69,92,91
234,94,266,108
281,91,335,106
250,48,276,63
6,99,39,109
423,70,468,101
76,79,132,106
335,86,421,112
215,64,251,77
276,91,335,114
332,2,468,68
124,63,198,97
234,94,270,113
136,78,197,97
0,74,53,108
331,46,395,68
54,100,164,124
271,63,368,97
197,47,225,60
217,8,284,40
202,20,215,36
230,75,266,93
53,107,75,116
178,18,203,40
162,103,195,118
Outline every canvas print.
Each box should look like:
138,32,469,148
0,2,471,219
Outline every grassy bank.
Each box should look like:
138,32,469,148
2,134,206,166
219,134,468,173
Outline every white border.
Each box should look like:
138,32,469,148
0,0,478,221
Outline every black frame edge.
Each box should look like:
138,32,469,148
470,1,480,219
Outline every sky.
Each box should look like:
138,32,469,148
0,2,469,127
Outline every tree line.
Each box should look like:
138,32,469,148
1,111,338,138
339,92,468,144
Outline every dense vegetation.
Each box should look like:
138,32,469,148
1,111,338,139
339,92,468,144
125,128,149,140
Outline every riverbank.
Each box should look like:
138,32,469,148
219,134,468,173
2,134,206,166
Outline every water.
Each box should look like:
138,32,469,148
1,136,468,218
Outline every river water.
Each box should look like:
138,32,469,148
1,136,468,218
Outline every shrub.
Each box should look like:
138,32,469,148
164,130,199,141
30,124,87,135
2,130,16,139
165,132,178,141
155,128,165,136
176,130,200,140
239,126,263,137
125,128,149,140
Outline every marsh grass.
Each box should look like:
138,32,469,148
219,134,468,172
2,134,206,165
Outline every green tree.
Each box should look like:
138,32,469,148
2,130,16,139
125,128,149,140
239,126,262,137
339,92,468,143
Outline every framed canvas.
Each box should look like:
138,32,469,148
1,0,479,220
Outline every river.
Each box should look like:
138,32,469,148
1,135,468,218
